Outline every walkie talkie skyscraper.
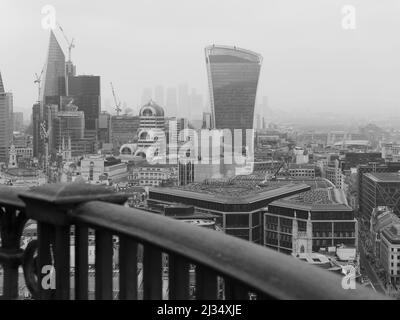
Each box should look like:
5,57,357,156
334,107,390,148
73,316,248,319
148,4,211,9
205,45,262,131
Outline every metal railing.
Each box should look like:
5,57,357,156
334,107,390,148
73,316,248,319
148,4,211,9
0,184,387,300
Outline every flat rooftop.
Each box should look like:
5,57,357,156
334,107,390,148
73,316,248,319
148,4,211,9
270,188,352,212
150,181,310,204
365,172,400,183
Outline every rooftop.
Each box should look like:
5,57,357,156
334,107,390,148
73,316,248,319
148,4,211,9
270,187,352,212
3,168,37,177
382,223,400,244
205,45,263,64
150,180,310,204
365,172,400,183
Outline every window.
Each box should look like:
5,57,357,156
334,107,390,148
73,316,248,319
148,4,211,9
225,214,249,228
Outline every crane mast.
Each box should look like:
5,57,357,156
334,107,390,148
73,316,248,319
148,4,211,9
57,23,75,62
40,121,50,180
34,65,45,103
110,82,122,116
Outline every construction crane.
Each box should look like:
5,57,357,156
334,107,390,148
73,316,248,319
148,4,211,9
110,82,122,116
57,23,75,62
40,121,50,178
34,65,45,103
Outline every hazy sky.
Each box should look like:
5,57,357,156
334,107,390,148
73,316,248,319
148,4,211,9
1,0,400,120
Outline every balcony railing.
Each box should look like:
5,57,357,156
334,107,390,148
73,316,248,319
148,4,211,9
0,184,387,300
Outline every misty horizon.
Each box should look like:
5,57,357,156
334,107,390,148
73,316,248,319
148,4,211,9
1,0,400,123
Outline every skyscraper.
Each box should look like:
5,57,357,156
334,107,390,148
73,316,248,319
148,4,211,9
141,88,153,106
189,89,204,120
32,103,41,158
34,31,66,160
0,72,13,163
154,85,165,106
205,45,262,131
166,87,178,117
67,75,101,130
41,31,66,109
178,83,190,119
13,112,24,132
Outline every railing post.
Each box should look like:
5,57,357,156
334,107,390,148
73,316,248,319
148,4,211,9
0,206,27,299
18,183,128,300
0,187,28,300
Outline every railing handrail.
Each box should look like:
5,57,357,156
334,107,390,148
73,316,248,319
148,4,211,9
73,201,385,300
0,186,26,209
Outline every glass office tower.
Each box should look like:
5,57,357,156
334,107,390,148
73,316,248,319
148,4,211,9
67,75,101,130
41,31,66,106
205,45,262,131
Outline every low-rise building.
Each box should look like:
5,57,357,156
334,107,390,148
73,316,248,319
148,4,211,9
80,155,128,184
288,164,316,179
264,187,357,255
129,163,177,187
147,180,310,244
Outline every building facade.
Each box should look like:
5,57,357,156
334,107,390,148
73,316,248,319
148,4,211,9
67,75,101,130
265,188,358,255
361,172,400,218
147,181,310,244
0,72,13,163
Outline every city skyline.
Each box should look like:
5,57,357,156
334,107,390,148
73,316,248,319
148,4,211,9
1,0,400,122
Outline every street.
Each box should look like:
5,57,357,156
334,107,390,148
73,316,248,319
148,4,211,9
359,243,386,295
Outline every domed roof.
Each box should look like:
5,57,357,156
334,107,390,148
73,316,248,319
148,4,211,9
139,100,165,117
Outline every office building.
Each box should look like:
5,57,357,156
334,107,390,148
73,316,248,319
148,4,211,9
110,115,140,153
80,155,128,184
166,87,178,117
67,75,101,130
141,88,153,106
189,89,203,120
98,111,111,144
137,100,166,156
0,72,13,163
342,152,383,170
381,143,400,163
32,103,41,158
34,31,66,161
361,172,400,218
129,163,177,187
265,188,357,254
41,31,66,110
53,104,85,156
202,112,212,129
154,85,165,106
205,45,262,131
288,164,316,179
148,181,310,244
178,84,190,119
358,163,400,217
13,112,24,132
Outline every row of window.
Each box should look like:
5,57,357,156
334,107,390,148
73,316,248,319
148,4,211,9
313,232,355,238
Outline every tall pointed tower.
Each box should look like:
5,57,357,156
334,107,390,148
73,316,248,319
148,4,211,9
41,31,66,104
37,31,66,162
